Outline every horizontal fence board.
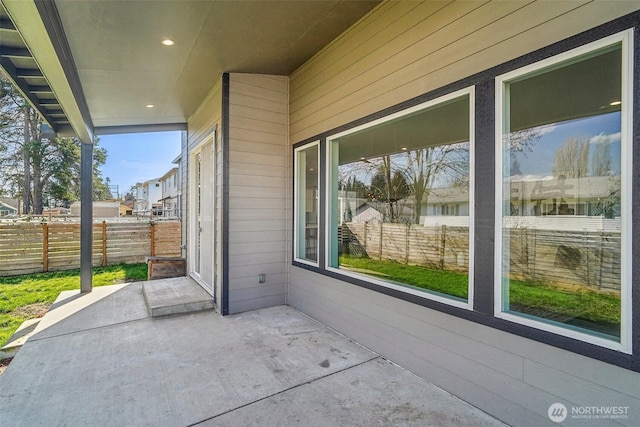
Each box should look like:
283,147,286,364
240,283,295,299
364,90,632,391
0,221,181,276
342,222,620,292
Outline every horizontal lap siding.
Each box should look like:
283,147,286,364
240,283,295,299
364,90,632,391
290,267,640,427
290,0,639,143
228,73,288,314
288,1,640,426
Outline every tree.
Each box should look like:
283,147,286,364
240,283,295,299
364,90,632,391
508,128,542,159
552,137,590,179
92,144,112,201
0,72,112,213
0,75,35,212
403,143,469,224
591,139,613,176
369,156,410,221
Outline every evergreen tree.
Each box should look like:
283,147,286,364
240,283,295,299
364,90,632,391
0,72,112,213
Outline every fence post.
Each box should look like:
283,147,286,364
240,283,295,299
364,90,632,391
521,228,528,278
439,224,446,269
531,229,536,281
42,223,48,272
150,222,156,257
102,221,107,267
363,222,367,254
584,230,590,287
379,222,383,261
405,223,410,264
598,231,605,291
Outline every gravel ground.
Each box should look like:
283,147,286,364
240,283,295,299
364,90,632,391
0,357,13,376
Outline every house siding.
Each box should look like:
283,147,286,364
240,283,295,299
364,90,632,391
288,1,640,426
289,268,639,427
290,0,639,143
227,73,289,314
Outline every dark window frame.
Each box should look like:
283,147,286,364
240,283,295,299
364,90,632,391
292,11,640,371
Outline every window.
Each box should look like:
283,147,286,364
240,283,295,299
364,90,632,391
496,31,632,352
326,89,474,307
294,142,319,265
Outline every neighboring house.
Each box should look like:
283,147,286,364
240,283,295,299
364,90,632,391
159,167,179,218
70,201,120,218
134,178,163,217
133,182,146,214
42,207,70,217
119,204,133,217
0,198,19,216
420,176,620,229
351,203,382,224
3,3,639,426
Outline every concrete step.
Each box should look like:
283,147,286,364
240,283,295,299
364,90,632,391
142,276,214,317
1,318,41,358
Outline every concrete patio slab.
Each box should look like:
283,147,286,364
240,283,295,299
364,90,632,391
30,282,148,340
205,358,502,427
0,318,40,356
143,276,214,317
0,282,506,427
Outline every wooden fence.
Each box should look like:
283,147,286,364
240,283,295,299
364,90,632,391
506,228,620,293
342,222,621,292
0,221,181,276
342,223,469,273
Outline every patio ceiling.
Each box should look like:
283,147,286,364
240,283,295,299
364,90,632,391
0,0,380,141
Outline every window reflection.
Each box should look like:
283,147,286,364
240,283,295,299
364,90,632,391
500,42,624,339
329,93,472,302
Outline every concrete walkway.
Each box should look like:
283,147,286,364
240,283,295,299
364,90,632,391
0,281,506,426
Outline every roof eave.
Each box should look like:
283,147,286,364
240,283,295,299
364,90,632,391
2,0,93,142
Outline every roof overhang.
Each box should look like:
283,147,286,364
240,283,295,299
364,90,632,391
0,0,380,141
1,0,93,141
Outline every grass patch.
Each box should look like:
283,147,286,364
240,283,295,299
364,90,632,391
0,264,147,346
339,255,468,299
339,255,620,335
509,279,620,336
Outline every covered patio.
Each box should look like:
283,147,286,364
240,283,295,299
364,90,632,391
2,1,639,425
0,279,504,426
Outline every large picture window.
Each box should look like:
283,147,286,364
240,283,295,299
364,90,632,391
496,31,632,351
294,142,319,265
326,89,474,307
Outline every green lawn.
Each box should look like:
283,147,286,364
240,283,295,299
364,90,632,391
339,255,468,299
0,264,147,347
339,255,620,335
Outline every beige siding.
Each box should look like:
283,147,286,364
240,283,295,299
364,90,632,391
290,0,639,143
287,1,640,426
228,73,289,314
289,267,640,427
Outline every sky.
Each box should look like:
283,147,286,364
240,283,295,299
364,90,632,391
98,131,182,198
511,111,621,178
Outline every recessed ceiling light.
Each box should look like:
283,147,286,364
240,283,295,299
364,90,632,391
609,101,621,106
146,104,155,108
161,39,175,46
